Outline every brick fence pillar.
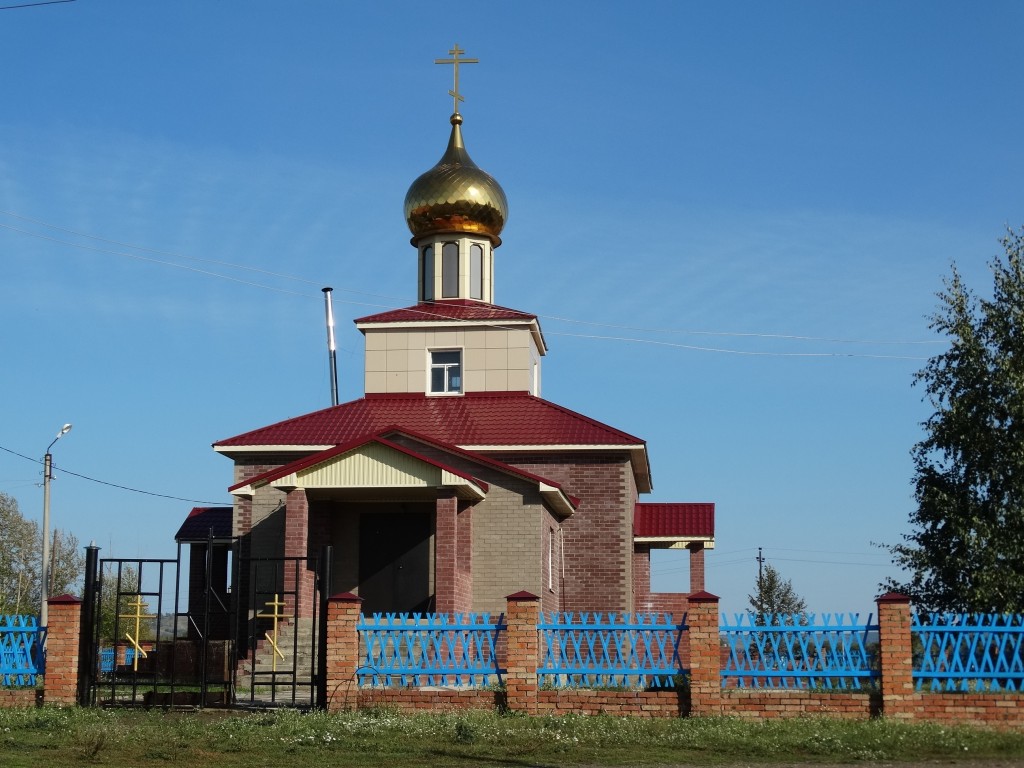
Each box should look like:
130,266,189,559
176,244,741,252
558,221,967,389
44,594,82,706
324,592,363,712
877,592,915,720
505,591,540,714
687,590,722,716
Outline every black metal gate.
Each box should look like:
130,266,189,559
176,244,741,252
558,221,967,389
79,542,332,710
79,537,238,708
236,553,329,708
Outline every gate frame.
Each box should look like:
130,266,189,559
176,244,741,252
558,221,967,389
238,546,331,708
80,535,241,709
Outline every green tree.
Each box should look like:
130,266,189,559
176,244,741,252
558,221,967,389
0,493,84,615
748,562,807,618
884,227,1024,613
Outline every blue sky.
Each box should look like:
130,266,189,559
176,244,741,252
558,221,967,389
1,1,1021,617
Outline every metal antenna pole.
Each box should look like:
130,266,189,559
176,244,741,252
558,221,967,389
322,287,339,407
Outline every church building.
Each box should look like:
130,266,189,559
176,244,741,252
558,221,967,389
178,49,714,621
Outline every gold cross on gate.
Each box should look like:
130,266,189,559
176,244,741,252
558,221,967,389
256,593,292,672
435,43,478,114
119,594,156,671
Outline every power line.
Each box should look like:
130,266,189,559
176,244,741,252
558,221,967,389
0,444,228,506
0,209,944,358
0,0,74,9
0,221,315,299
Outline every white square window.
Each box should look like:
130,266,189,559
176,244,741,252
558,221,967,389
429,350,462,394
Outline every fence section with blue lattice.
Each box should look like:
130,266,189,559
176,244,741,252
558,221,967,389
538,612,686,689
913,613,1024,692
98,647,137,674
721,612,879,690
358,612,505,687
0,615,42,688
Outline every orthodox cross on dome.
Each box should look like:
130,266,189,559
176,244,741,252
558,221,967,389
434,43,478,114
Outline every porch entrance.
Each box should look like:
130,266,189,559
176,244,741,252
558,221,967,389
358,509,431,615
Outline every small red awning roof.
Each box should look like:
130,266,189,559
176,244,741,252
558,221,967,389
634,502,714,539
175,507,233,542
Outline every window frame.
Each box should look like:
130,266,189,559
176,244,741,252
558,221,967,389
428,348,463,395
441,242,459,298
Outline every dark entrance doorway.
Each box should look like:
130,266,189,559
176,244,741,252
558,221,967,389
358,510,431,615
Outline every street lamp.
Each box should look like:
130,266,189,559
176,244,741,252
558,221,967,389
41,423,72,628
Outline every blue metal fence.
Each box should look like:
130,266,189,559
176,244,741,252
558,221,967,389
913,613,1024,692
538,612,686,688
98,647,137,674
721,612,878,690
358,612,505,687
0,615,42,688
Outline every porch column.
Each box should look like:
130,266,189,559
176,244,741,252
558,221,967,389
632,543,653,611
688,542,706,592
284,488,314,617
455,503,473,612
435,491,458,616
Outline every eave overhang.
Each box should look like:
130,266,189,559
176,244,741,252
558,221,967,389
633,536,716,550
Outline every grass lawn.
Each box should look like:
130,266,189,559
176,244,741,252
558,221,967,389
0,706,1022,767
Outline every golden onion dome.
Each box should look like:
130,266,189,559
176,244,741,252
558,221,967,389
404,113,508,242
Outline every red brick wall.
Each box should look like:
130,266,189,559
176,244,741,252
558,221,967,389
723,690,874,720
537,689,683,716
359,688,502,712
912,694,1024,730
0,689,37,708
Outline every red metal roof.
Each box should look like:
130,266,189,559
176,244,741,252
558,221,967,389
175,506,233,542
214,392,645,450
634,502,714,538
355,300,537,324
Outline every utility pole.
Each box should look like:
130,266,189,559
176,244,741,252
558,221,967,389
756,547,765,611
41,423,72,629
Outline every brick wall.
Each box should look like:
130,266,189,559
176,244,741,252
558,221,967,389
722,690,875,719
495,452,636,613
912,694,1024,729
359,688,502,712
0,689,37,708
537,689,684,716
